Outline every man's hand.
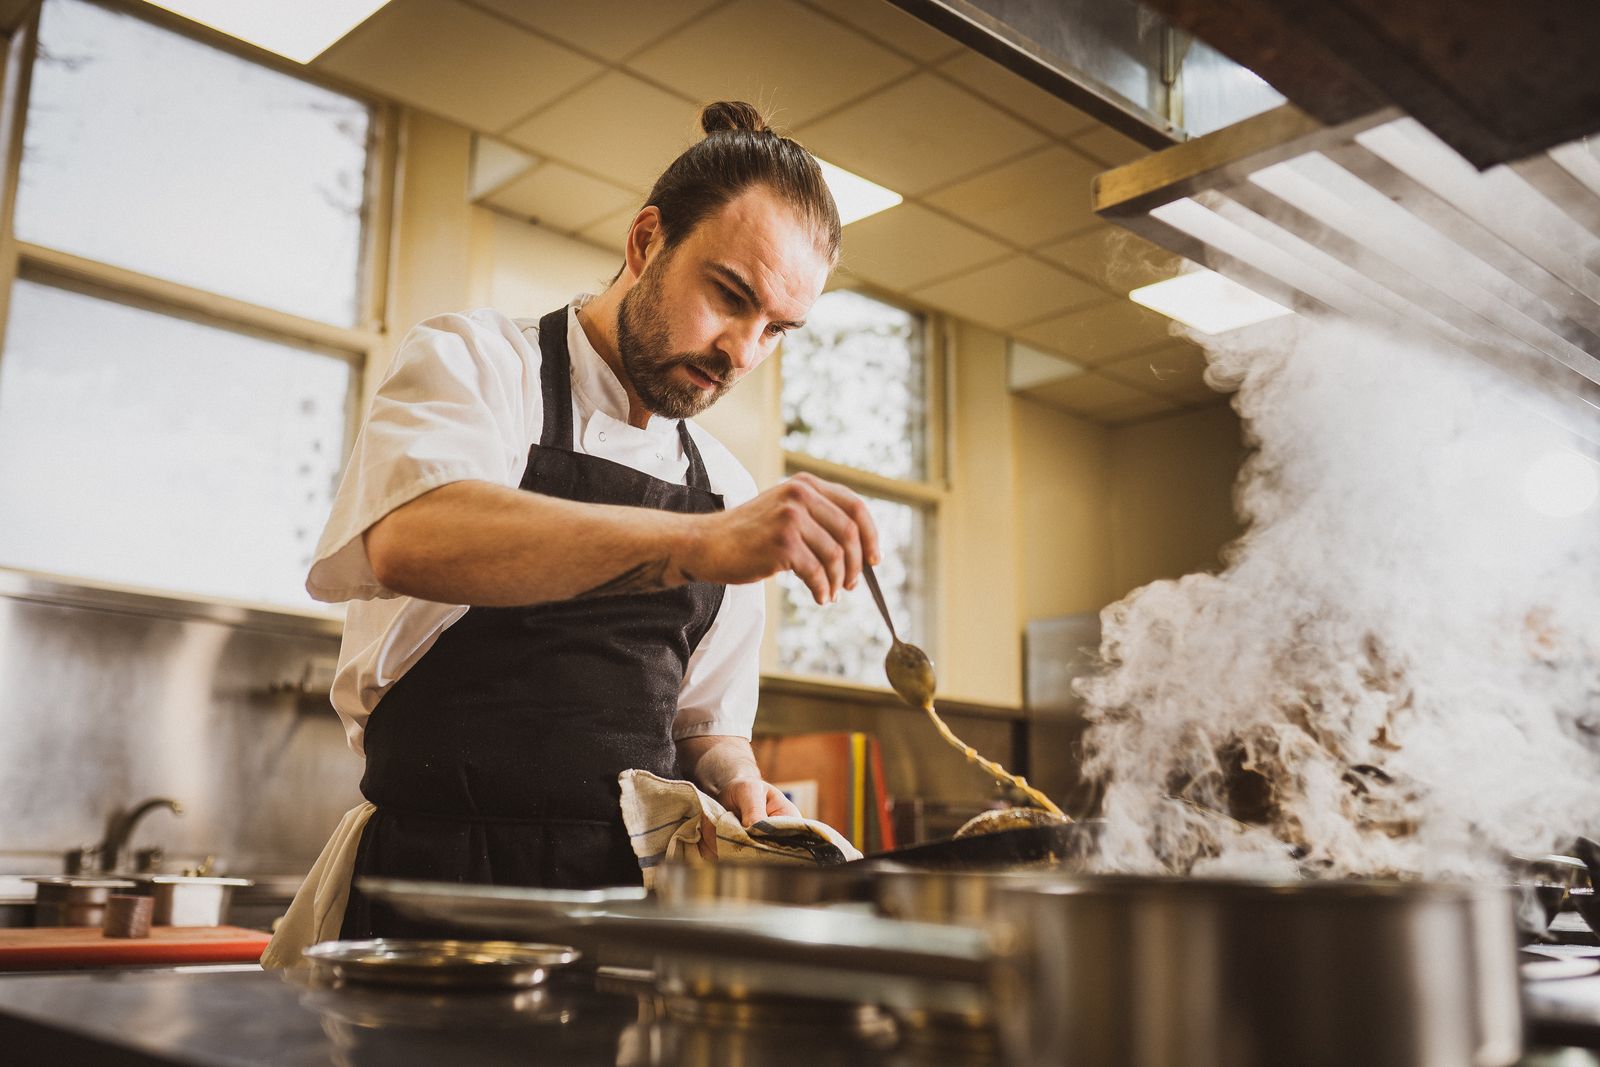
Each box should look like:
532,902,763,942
676,735,798,828
678,472,880,605
715,776,802,828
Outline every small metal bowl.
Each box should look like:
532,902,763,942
302,938,580,990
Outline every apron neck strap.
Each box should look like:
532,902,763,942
536,307,576,450
538,306,715,494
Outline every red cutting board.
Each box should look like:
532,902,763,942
0,925,271,970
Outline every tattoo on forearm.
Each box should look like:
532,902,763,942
576,557,674,599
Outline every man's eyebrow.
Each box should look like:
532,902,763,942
709,262,805,330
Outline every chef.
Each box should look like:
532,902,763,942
271,100,878,948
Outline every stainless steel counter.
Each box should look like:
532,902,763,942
0,965,987,1067
0,964,1598,1067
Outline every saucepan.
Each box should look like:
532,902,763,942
988,876,1522,1067
653,859,871,907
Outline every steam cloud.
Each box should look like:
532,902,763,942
1080,316,1600,878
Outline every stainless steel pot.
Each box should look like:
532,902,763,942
869,866,1034,1034
652,861,870,907
129,875,252,926
990,877,1521,1067
26,876,136,927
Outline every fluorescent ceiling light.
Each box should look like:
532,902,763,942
141,1,393,64
1129,269,1293,334
816,158,901,226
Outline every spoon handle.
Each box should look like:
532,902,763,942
861,563,899,643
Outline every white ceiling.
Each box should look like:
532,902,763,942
310,0,1218,424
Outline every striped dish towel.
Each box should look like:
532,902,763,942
619,769,862,886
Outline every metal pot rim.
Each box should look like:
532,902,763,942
996,875,1510,901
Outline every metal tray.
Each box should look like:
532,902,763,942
301,938,580,989
357,878,988,981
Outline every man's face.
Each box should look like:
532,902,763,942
616,185,832,419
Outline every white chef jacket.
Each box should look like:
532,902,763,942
306,298,763,756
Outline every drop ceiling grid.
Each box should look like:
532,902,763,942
336,0,1134,291
316,0,1186,420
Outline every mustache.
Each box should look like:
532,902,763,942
677,353,734,387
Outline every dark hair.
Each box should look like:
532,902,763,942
644,101,841,261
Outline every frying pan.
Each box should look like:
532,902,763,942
844,819,1102,871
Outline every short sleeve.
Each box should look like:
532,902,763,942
305,310,543,603
674,425,763,739
673,580,764,740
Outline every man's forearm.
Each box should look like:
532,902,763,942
676,734,761,794
364,479,699,606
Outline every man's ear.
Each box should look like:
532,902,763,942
623,206,664,281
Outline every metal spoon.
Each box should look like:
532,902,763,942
861,562,937,709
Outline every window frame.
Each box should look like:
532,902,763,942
772,282,951,688
0,0,397,631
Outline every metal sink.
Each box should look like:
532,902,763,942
0,872,303,931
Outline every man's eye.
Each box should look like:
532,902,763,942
715,283,741,307
765,323,787,338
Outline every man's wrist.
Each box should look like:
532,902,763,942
667,510,710,585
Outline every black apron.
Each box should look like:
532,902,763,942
340,306,726,939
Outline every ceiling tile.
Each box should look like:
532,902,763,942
471,0,722,62
482,161,639,232
626,0,913,128
912,254,1102,331
1069,125,1150,168
936,52,1099,138
1100,394,1183,423
1035,225,1183,295
924,145,1104,247
796,73,1045,196
314,0,601,132
799,0,964,63
503,72,702,192
1009,341,1083,390
578,205,639,249
1095,342,1220,401
1013,298,1177,365
471,137,540,200
836,202,1008,292
1022,372,1160,416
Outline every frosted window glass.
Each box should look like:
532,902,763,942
777,493,931,685
0,280,352,610
781,291,927,481
17,0,371,326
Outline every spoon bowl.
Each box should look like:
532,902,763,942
861,562,938,708
885,639,937,710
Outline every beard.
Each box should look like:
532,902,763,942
616,255,735,419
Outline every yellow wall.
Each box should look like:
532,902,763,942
1107,404,1245,595
479,213,621,319
937,320,1025,707
379,111,477,391
1012,396,1115,619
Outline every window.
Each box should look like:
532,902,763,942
777,290,940,686
0,0,384,613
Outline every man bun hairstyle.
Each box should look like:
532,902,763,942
699,100,770,136
644,100,841,261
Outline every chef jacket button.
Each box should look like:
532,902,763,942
598,431,607,441
655,452,663,460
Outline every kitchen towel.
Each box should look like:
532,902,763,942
618,769,862,886
259,802,375,969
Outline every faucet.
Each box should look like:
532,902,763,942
98,797,183,874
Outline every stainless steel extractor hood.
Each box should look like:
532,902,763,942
1093,104,1600,445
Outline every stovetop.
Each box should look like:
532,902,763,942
0,952,1598,1066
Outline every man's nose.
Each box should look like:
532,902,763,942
719,319,765,371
